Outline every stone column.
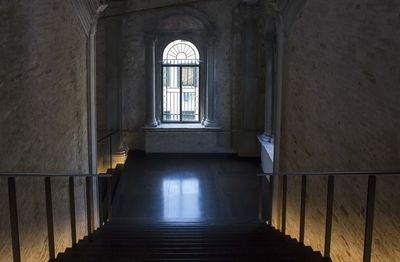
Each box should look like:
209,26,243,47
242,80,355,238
204,36,217,127
144,35,158,127
264,33,275,138
72,0,108,230
86,24,99,232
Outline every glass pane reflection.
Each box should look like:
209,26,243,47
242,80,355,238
162,178,200,221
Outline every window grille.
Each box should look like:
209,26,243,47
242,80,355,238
162,40,200,122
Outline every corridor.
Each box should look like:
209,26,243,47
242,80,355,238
113,152,262,221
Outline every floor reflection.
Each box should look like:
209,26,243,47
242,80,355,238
162,178,200,221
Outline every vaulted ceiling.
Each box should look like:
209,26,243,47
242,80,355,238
107,0,261,11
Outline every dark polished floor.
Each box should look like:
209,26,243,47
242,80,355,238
113,151,262,222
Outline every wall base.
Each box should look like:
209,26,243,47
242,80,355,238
144,128,233,153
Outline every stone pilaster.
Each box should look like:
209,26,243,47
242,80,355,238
72,0,108,230
144,35,158,127
264,33,275,138
203,36,217,127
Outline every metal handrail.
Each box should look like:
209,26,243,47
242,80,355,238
0,172,112,177
257,169,399,262
97,130,120,170
5,171,113,262
97,130,118,143
258,170,400,176
3,132,120,261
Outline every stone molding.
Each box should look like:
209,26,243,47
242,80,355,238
152,6,215,34
142,8,218,128
72,0,108,36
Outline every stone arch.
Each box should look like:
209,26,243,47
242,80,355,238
152,6,215,34
144,6,218,127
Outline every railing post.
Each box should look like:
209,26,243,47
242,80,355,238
8,177,21,262
268,175,274,225
69,177,77,245
98,178,103,225
299,175,307,243
45,177,55,260
86,177,92,234
324,176,335,258
109,135,112,170
363,176,376,262
281,175,287,234
258,176,263,222
107,177,112,221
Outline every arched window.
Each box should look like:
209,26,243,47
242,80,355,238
162,40,200,122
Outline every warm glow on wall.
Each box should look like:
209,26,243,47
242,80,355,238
97,151,127,174
112,151,127,167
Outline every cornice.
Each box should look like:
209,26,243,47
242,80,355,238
72,0,108,36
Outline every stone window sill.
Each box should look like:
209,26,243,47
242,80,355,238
257,134,274,161
144,123,221,132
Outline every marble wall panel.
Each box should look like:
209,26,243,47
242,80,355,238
286,175,302,240
75,177,88,241
0,0,90,260
304,176,328,255
278,0,400,261
330,176,368,262
52,178,72,256
271,177,282,229
16,177,49,262
0,178,12,262
371,176,400,262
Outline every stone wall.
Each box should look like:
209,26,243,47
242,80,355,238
0,0,89,260
279,0,400,261
372,176,400,261
96,19,108,132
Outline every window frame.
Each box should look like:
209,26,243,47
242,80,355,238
158,38,203,124
152,32,211,127
161,63,201,123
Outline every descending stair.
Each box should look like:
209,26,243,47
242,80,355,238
56,219,330,262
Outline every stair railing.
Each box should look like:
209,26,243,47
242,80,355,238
97,130,119,171
0,172,113,262
257,170,400,262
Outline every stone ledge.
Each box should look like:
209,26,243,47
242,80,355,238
143,123,222,132
145,130,231,153
257,134,274,173
257,135,274,159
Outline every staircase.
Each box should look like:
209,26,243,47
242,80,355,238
56,219,329,262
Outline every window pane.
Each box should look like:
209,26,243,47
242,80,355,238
182,67,195,86
181,67,199,122
163,67,181,122
162,40,201,123
162,40,200,65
